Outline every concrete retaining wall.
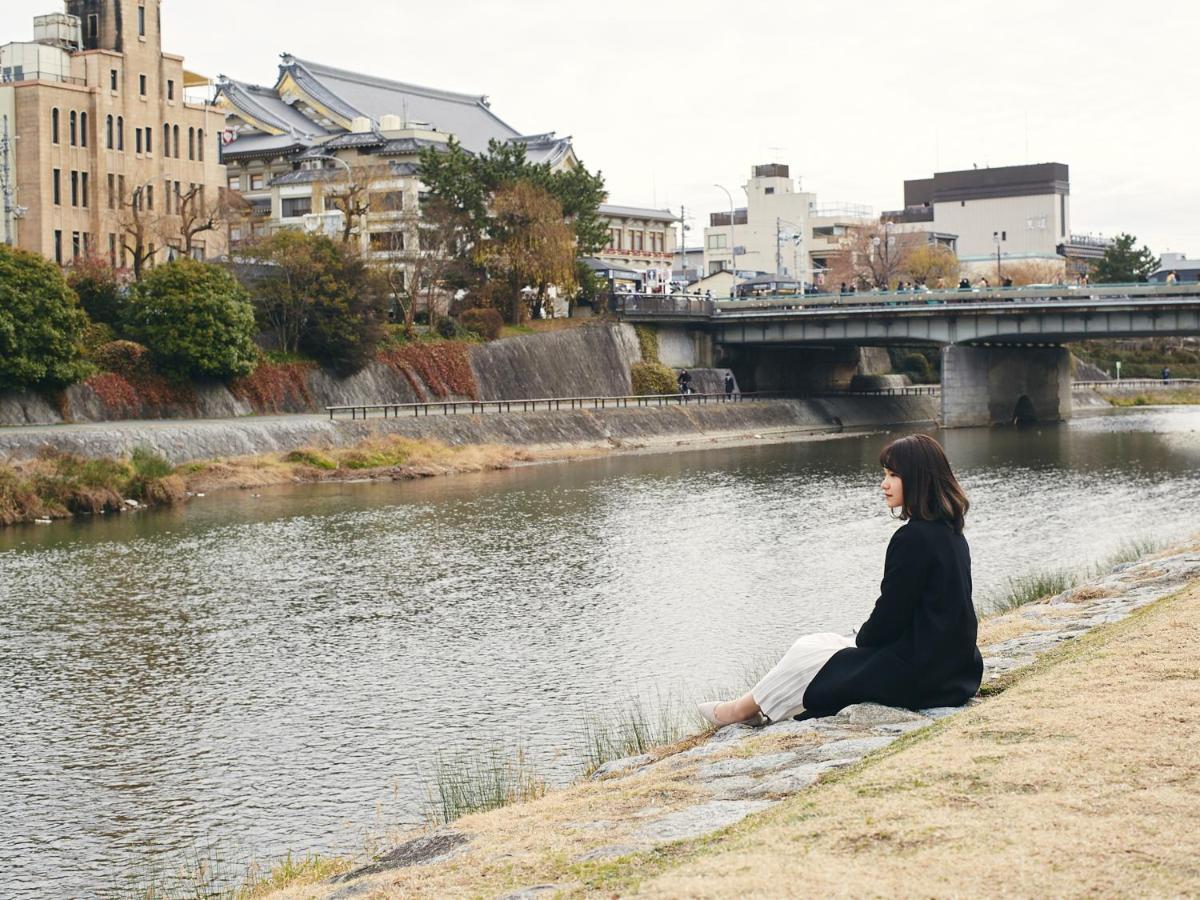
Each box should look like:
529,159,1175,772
0,396,938,466
0,324,645,427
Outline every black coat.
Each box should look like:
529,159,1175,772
802,518,983,716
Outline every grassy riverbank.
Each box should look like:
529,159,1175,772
0,436,605,528
1105,387,1200,407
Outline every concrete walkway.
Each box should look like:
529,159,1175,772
286,541,1200,899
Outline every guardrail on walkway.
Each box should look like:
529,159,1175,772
326,386,941,420
1074,378,1200,389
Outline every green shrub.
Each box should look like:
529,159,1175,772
284,449,338,470
93,340,152,378
631,361,677,395
461,307,504,341
899,351,934,383
436,316,466,340
122,259,258,380
0,243,90,389
130,446,174,479
634,324,660,363
67,256,125,326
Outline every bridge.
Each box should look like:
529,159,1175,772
617,283,1200,427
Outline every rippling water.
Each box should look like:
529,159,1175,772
2,407,1199,896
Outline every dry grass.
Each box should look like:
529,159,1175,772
178,437,536,494
633,582,1200,899
1106,388,1200,407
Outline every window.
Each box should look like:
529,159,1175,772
187,127,194,160
72,231,81,259
110,68,118,91
707,233,727,250
370,190,404,212
167,79,174,101
118,175,125,207
197,129,204,161
146,185,153,210
80,112,88,147
51,108,59,143
106,115,113,148
228,174,241,191
109,233,117,267
249,172,265,190
173,125,179,158
631,231,645,251
163,124,170,156
369,231,404,251
71,170,79,206
107,173,115,209
765,187,775,194
164,178,172,213
69,110,77,145
52,169,61,205
1060,195,1067,237
82,233,90,256
81,172,89,208
54,230,63,264
138,5,146,36
139,74,147,96
117,116,124,151
609,228,621,249
281,196,313,218
135,128,143,154
191,244,205,262
87,14,98,39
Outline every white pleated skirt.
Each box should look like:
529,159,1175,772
751,632,856,722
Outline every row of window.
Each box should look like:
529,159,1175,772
51,169,89,208
607,228,667,253
52,167,205,214
53,230,204,267
49,109,88,147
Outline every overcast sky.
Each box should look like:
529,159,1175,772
5,0,1198,253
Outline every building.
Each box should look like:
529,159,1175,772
673,245,703,284
596,203,677,274
215,55,577,292
892,163,1070,272
1150,252,1200,283
0,1,227,266
702,163,875,286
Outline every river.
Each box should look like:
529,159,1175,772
2,406,1199,896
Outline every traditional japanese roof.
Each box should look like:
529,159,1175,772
600,204,678,222
217,55,576,167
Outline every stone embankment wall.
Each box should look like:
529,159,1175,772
0,324,644,427
0,396,938,465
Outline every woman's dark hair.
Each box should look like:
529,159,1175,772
879,434,969,532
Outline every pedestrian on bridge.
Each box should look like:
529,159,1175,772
698,434,981,727
1162,366,1171,384
724,372,735,397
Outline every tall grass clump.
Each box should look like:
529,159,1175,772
980,534,1173,616
424,744,546,826
579,694,695,775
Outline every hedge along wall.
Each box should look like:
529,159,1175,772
470,323,642,400
0,325,648,425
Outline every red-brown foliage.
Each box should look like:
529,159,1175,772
231,361,317,413
84,372,141,417
379,342,478,400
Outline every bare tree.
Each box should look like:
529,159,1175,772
117,185,162,281
177,184,232,255
322,163,391,244
827,223,921,290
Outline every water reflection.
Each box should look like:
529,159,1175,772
2,406,1199,896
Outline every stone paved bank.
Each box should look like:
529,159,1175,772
314,543,1200,899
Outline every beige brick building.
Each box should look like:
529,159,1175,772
0,1,226,267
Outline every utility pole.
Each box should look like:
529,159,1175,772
1,115,15,246
776,217,782,277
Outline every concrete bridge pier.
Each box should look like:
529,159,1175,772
941,345,1072,427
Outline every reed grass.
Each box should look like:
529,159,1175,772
979,535,1172,615
424,743,547,826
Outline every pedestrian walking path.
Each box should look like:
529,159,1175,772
280,541,1200,898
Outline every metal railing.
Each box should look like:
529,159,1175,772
1074,378,1200,389
614,282,1200,319
326,386,941,420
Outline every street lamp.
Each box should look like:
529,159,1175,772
775,217,806,294
714,183,738,281
306,153,362,238
993,229,1006,281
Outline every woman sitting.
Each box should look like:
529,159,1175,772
699,434,983,727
